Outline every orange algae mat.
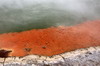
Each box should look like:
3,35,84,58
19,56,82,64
0,20,100,57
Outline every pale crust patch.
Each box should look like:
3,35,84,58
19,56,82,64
0,46,100,66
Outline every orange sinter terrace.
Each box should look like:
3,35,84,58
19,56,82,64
0,20,100,57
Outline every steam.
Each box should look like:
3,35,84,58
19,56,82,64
0,0,100,33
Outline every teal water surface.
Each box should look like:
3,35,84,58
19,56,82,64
0,0,100,33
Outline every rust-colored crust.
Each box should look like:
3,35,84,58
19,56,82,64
0,20,100,57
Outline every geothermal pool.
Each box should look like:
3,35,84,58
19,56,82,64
0,0,100,33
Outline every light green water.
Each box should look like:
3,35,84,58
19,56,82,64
0,0,100,33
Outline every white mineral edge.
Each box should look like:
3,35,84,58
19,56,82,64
0,46,100,63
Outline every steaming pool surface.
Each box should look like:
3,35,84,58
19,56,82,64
0,0,100,33
0,1,100,66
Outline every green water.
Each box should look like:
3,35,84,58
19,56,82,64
0,0,100,33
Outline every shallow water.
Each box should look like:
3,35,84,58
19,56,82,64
0,0,100,33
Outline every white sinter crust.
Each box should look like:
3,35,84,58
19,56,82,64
0,46,100,66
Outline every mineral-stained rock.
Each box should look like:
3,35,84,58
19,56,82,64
0,20,100,57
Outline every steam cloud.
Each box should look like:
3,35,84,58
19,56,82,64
0,0,100,33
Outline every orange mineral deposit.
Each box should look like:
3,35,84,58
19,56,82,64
0,20,100,57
